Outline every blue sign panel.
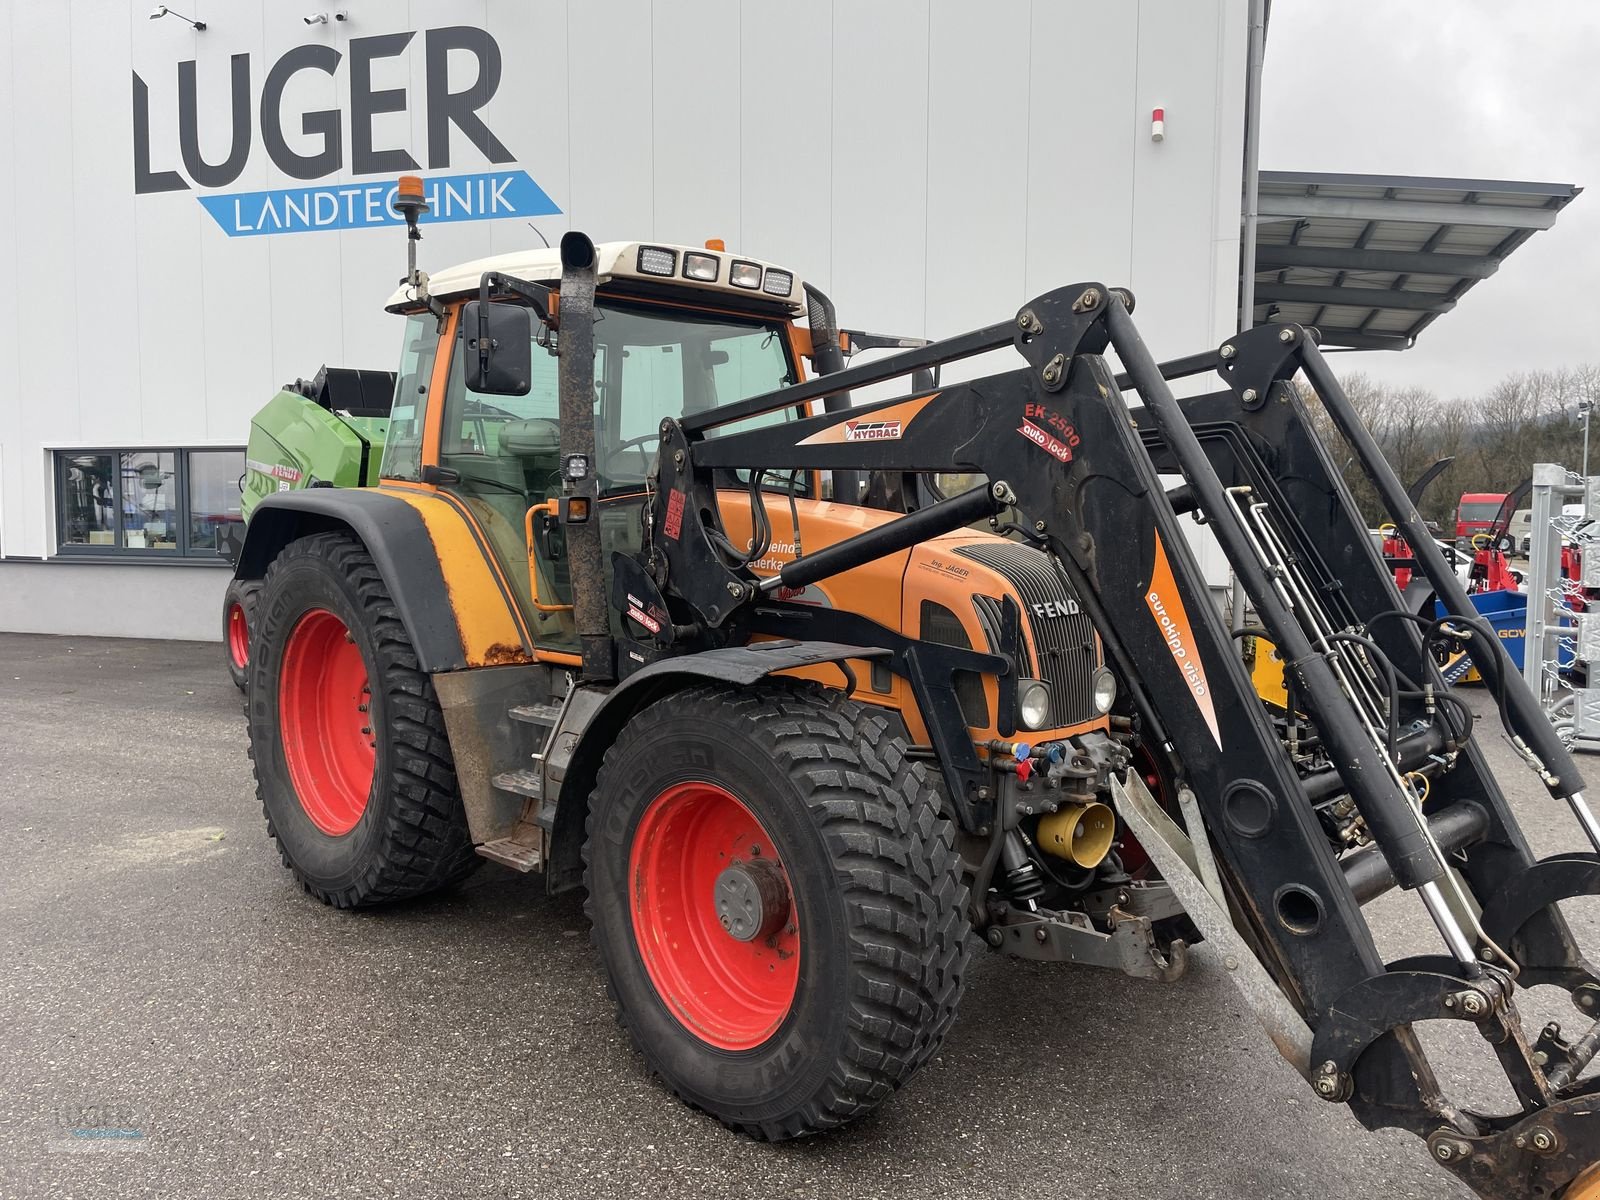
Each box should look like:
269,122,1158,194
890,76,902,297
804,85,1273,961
198,170,560,237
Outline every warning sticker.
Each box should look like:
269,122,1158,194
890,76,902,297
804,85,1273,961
663,489,685,540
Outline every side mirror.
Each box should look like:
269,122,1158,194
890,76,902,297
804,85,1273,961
461,301,532,395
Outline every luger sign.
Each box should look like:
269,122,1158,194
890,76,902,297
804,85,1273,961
132,25,561,237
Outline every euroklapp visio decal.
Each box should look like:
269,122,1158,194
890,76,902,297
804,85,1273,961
132,25,561,236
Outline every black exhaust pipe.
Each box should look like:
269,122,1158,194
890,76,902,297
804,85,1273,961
557,231,613,681
804,283,863,506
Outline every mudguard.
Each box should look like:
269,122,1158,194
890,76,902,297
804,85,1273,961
544,639,890,892
235,488,467,672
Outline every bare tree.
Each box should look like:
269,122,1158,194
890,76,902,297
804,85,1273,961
1265,363,1600,534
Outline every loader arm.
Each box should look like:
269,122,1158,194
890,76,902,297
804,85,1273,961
623,282,1600,1200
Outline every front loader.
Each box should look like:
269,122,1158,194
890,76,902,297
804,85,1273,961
236,177,1600,1198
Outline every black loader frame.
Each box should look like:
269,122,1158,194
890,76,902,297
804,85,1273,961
553,273,1600,1200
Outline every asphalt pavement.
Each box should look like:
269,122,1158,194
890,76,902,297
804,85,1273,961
1,631,1595,1200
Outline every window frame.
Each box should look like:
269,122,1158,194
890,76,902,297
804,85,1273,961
52,446,245,562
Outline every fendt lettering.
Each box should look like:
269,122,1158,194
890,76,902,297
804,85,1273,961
1031,599,1081,619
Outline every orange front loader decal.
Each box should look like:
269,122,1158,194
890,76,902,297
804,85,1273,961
795,394,938,445
1146,532,1222,748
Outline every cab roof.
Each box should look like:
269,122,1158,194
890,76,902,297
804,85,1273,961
384,241,808,318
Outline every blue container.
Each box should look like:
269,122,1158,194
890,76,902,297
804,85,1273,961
1433,590,1573,684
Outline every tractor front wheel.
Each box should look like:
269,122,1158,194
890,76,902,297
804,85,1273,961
584,683,970,1139
247,531,479,907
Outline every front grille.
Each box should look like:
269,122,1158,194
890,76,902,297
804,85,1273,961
957,542,1099,728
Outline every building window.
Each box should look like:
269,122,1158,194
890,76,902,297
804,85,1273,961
55,448,245,560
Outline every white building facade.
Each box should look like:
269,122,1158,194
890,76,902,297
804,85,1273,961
0,0,1248,641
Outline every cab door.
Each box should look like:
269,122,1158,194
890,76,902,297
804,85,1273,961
429,296,805,660
431,309,579,656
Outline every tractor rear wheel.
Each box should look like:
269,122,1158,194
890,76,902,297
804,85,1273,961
584,682,970,1139
222,578,259,692
247,531,479,907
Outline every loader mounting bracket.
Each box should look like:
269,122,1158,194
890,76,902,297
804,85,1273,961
1478,854,1600,996
1308,963,1517,1115
1431,1093,1600,1200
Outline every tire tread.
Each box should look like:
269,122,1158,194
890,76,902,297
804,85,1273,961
584,681,971,1140
247,531,479,908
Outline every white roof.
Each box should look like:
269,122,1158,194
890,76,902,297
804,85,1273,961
384,240,807,317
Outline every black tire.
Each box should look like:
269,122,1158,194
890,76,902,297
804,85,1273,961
222,578,260,692
584,682,971,1139
247,531,480,908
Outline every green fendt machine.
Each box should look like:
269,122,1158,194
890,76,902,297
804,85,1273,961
221,368,394,688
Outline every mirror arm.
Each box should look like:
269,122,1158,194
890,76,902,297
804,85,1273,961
478,270,553,326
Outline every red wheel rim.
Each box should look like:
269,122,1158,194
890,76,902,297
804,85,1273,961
278,608,375,837
629,782,800,1051
226,602,249,670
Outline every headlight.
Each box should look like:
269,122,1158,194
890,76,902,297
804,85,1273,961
762,269,794,297
730,260,763,289
1092,667,1118,715
637,246,676,276
682,251,719,282
1017,679,1051,731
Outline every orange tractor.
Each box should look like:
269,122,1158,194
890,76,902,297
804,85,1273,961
230,178,1600,1196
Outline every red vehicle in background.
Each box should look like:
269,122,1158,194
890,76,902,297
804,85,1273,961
1456,490,1510,551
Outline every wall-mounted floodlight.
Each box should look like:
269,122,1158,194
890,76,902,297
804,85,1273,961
303,10,348,23
149,5,206,29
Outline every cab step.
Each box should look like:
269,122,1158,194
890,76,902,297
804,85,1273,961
475,831,545,873
508,703,563,727
492,768,544,800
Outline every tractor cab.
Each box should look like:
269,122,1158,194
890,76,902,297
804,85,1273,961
380,238,814,657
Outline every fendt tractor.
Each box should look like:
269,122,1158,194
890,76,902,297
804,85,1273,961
227,176,1600,1198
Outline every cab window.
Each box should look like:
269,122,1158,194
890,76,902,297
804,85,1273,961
593,302,797,492
379,314,441,481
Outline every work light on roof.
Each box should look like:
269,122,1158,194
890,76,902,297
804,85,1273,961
637,246,676,277
762,269,794,298
729,261,763,290
682,252,719,282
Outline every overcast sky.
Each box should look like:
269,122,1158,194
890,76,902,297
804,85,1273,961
1259,1,1599,401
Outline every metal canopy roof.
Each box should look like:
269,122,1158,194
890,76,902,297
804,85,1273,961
1252,170,1581,351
